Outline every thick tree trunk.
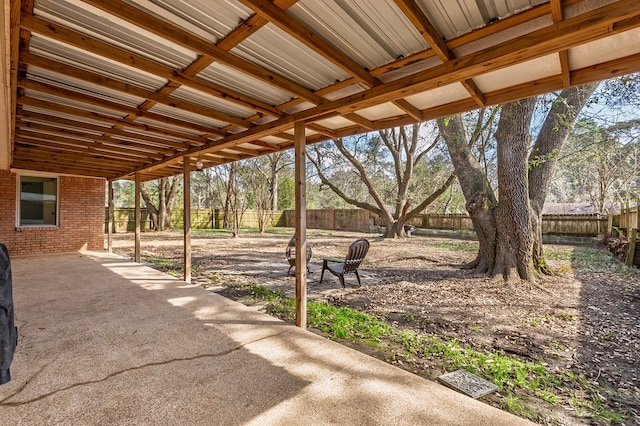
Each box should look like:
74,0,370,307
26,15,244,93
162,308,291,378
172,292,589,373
442,85,595,281
492,98,537,281
140,182,159,231
438,116,498,273
140,177,181,231
163,177,181,230
464,191,496,272
527,83,598,275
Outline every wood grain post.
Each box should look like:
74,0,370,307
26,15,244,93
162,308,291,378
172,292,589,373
108,180,114,252
134,172,141,263
183,157,192,283
294,121,307,329
627,228,637,267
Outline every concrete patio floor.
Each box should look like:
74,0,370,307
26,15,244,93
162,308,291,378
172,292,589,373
0,251,531,425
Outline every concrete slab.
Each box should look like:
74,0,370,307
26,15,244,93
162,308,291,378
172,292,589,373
0,251,532,425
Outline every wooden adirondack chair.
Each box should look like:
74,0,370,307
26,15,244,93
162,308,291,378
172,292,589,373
320,238,370,288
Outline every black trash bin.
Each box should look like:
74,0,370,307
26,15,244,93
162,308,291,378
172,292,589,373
0,243,17,385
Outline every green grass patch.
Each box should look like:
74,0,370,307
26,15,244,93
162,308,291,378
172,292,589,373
570,246,629,273
432,241,479,252
225,281,632,425
142,255,203,277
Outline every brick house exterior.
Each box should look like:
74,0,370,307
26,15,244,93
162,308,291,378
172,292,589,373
0,170,105,256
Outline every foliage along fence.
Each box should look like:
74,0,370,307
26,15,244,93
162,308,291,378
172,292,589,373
105,208,285,232
106,208,610,237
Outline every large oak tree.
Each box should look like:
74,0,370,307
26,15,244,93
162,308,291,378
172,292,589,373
438,83,598,281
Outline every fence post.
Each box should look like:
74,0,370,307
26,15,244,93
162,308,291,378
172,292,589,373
627,228,637,267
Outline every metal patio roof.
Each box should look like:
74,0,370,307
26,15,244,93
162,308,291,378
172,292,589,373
2,0,640,180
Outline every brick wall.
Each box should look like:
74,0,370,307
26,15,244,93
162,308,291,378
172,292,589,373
0,170,105,255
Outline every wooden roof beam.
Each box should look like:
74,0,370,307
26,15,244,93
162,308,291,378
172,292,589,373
237,0,377,87
551,0,571,87
127,0,640,177
237,0,427,120
15,121,168,158
16,99,213,149
394,0,485,107
77,1,324,105
22,54,253,128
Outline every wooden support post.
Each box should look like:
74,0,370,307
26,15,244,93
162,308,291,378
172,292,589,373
108,180,114,253
606,214,613,237
134,173,141,263
627,228,637,267
183,157,192,283
294,121,307,329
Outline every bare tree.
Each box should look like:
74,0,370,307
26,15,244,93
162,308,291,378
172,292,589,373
140,177,182,231
310,123,456,237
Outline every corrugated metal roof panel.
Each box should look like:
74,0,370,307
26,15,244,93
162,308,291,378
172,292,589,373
148,104,229,129
35,0,198,70
312,116,356,130
133,117,207,136
322,84,367,101
258,136,290,144
355,102,405,121
197,62,293,106
124,0,252,44
19,116,105,135
121,128,194,145
473,54,561,92
25,88,127,118
404,84,471,110
233,24,349,90
20,104,115,128
283,102,316,115
27,67,146,108
29,34,167,91
452,14,551,57
169,86,257,120
17,127,97,142
415,0,547,40
289,0,427,70
377,57,443,83
568,27,640,70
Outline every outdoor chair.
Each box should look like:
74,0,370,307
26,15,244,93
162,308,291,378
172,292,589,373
320,238,370,288
286,236,312,276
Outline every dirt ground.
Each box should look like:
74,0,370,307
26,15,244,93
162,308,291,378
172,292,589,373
110,229,640,425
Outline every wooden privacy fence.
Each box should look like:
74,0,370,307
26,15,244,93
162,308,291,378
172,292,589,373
283,209,373,232
105,208,610,237
105,208,285,232
614,203,639,231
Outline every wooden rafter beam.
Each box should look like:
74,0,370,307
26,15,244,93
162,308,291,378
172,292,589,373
24,53,254,128
128,0,640,177
15,121,168,158
78,0,324,105
237,0,426,119
184,0,299,76
16,99,214,149
394,0,485,107
237,0,377,87
550,0,571,87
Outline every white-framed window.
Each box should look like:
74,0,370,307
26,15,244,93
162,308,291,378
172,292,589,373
18,175,59,226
